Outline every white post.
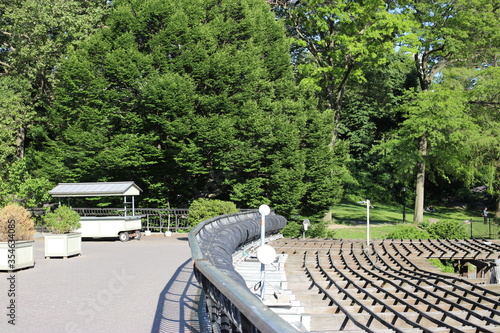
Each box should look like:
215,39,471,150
303,219,310,239
258,205,270,301
123,196,127,217
165,213,172,237
366,199,370,247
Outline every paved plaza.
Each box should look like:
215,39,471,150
0,234,201,333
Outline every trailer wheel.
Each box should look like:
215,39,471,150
119,232,129,242
135,230,142,240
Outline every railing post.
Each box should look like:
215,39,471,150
490,218,492,239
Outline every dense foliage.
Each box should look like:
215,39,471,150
281,219,335,238
386,219,468,240
426,219,468,240
25,0,342,217
0,0,498,226
385,226,430,240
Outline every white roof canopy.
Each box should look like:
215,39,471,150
49,181,142,197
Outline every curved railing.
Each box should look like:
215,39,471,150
188,210,297,332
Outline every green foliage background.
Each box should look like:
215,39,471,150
0,0,498,227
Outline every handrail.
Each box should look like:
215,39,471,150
189,210,298,332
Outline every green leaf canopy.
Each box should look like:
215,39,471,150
32,0,341,215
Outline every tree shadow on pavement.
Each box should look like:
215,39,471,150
151,258,203,333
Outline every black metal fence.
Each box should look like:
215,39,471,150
468,217,500,239
29,207,190,233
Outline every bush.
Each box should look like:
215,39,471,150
0,204,35,241
187,198,239,227
281,220,336,239
428,258,455,273
419,220,430,229
281,220,302,238
43,205,81,234
307,222,336,239
427,219,468,239
385,226,429,240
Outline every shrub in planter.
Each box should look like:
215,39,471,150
0,204,35,242
0,204,35,270
44,205,81,234
43,206,82,259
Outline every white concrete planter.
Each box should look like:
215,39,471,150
0,240,35,271
44,232,82,259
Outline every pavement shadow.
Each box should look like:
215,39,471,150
82,237,120,242
151,258,203,333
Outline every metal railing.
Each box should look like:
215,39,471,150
469,217,500,239
29,207,191,233
189,211,297,333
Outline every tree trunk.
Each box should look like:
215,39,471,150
496,197,500,218
414,135,427,224
15,126,25,159
328,85,345,150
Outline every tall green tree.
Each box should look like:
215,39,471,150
0,75,54,207
341,52,418,201
0,0,109,159
378,77,479,210
467,66,500,217
269,0,409,149
396,0,500,223
0,76,32,161
34,0,338,216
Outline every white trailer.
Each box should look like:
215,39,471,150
49,181,144,242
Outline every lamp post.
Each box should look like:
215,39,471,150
358,200,371,247
302,219,310,239
402,186,406,223
258,204,271,300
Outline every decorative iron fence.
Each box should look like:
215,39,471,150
133,208,190,233
29,207,191,233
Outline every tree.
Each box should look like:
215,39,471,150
0,159,52,208
398,0,500,223
340,52,419,201
378,76,480,218
466,66,500,217
0,0,109,159
0,76,33,161
269,0,409,149
34,0,337,216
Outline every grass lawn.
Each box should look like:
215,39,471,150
329,200,485,240
330,200,478,224
332,224,406,240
